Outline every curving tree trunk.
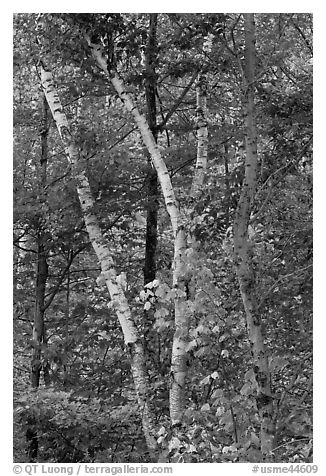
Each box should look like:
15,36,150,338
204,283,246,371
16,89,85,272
233,14,275,458
87,30,214,429
39,62,158,454
87,35,190,427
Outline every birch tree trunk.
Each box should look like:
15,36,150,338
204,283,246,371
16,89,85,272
233,14,274,458
190,33,213,200
87,36,190,426
191,73,208,197
39,62,157,454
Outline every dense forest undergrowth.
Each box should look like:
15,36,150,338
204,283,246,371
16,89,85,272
13,13,312,463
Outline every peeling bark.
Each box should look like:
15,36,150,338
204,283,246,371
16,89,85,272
88,35,193,426
169,226,188,424
86,36,181,239
87,36,191,426
87,32,214,427
191,73,208,197
233,14,275,457
40,63,157,453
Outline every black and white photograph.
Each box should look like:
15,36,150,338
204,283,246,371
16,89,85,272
12,10,314,467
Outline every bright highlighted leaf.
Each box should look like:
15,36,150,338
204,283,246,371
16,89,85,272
200,375,211,385
185,340,197,352
169,436,181,450
240,382,253,396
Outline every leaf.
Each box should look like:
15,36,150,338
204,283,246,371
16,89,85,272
160,307,169,317
200,403,210,412
139,290,147,301
154,309,164,318
186,444,197,453
155,283,170,299
222,445,237,454
144,301,151,311
210,444,221,455
194,346,209,357
135,211,146,225
185,340,197,352
98,331,109,339
169,436,181,451
199,375,211,385
211,389,223,399
244,368,255,381
240,382,253,396
250,431,260,448
157,426,166,436
215,406,225,417
220,410,233,426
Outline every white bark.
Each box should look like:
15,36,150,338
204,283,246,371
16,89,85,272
86,37,180,239
86,37,191,425
40,63,157,451
191,73,208,197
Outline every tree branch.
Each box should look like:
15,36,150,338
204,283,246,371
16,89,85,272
156,69,199,132
258,264,312,310
44,245,87,311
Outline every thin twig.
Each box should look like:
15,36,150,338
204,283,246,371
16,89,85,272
157,69,199,132
258,264,312,309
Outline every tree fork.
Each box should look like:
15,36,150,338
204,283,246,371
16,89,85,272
86,32,191,427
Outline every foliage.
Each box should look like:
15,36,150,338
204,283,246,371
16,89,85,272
13,13,312,463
